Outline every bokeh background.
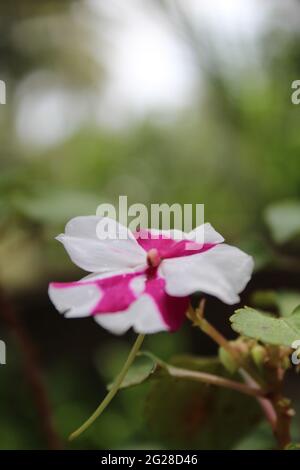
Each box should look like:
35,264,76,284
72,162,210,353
0,0,300,449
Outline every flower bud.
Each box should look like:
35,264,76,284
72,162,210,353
219,347,238,374
251,344,267,370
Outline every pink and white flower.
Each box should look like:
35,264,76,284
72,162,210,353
49,216,254,335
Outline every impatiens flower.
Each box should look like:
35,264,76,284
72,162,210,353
49,216,254,335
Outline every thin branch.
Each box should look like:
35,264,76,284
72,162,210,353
188,300,266,388
165,364,266,398
240,369,277,432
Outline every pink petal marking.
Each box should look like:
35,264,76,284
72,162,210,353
145,274,189,331
50,271,143,315
135,229,217,260
93,272,141,313
50,267,189,331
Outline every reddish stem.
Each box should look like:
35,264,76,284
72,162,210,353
0,288,62,449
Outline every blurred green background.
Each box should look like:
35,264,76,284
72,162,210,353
0,0,300,449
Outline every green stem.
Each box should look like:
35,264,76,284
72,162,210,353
199,316,266,388
69,333,145,441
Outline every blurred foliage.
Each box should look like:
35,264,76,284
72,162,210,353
0,0,300,450
144,355,262,450
251,289,300,317
264,200,300,245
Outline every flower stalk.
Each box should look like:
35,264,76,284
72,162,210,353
69,333,145,441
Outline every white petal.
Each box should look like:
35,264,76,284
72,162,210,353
145,224,223,244
57,216,146,272
162,244,254,304
48,270,144,320
94,295,168,335
94,310,134,335
187,223,225,245
48,281,102,318
130,275,146,296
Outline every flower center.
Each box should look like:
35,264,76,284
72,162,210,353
147,248,161,268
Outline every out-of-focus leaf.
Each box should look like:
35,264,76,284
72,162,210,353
0,198,11,221
264,200,300,244
251,290,278,311
286,443,300,450
239,236,274,271
13,189,101,225
107,355,157,391
145,355,262,450
252,290,300,317
230,306,300,346
0,228,43,289
276,291,300,317
233,422,275,450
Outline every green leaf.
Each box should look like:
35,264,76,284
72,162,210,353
107,355,157,391
230,306,300,347
264,200,300,244
145,355,262,450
